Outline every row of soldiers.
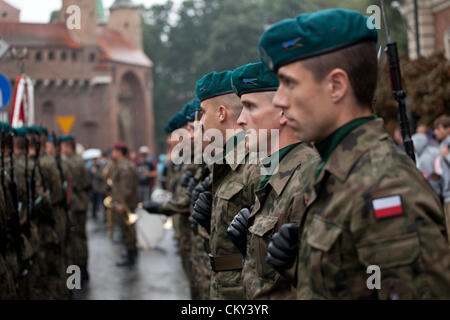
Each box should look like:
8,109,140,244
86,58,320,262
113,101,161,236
0,124,89,300
143,9,450,299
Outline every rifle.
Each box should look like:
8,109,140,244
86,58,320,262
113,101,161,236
0,131,8,258
6,132,28,277
380,0,416,163
52,132,73,246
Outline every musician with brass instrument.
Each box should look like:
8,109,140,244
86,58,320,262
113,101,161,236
108,142,139,267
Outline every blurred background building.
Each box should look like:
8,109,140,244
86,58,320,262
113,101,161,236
0,0,155,152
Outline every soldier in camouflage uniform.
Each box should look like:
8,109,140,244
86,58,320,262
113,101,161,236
192,71,261,300
61,135,89,283
227,62,320,300
260,9,450,299
36,127,69,299
188,164,213,300
110,142,139,266
143,100,202,278
25,127,63,299
12,127,47,299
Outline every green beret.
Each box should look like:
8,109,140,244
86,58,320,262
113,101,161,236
15,127,27,137
231,62,279,97
196,71,234,102
259,9,378,72
182,99,201,122
0,122,10,133
60,135,75,142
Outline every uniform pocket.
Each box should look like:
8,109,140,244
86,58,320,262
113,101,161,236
356,232,420,269
249,215,279,278
305,215,343,296
217,181,244,200
215,181,244,227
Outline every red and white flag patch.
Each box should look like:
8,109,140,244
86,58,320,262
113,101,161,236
372,195,403,219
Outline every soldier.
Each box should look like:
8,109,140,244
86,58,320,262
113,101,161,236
61,135,89,283
0,122,17,300
12,127,44,299
35,127,69,299
192,71,261,300
143,100,202,277
259,9,450,299
25,126,62,299
109,142,139,266
227,62,319,299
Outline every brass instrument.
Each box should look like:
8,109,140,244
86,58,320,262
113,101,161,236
104,177,139,226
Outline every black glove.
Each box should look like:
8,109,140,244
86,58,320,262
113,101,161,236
191,174,213,206
186,177,198,198
266,223,299,272
202,173,212,190
192,191,212,233
227,206,252,258
142,200,160,214
191,183,206,206
180,170,194,187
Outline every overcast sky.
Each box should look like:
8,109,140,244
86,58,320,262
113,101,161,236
6,0,173,23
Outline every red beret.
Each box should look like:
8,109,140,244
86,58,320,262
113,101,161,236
113,142,128,150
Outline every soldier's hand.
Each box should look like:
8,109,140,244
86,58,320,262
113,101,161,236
267,223,299,272
180,170,194,187
227,206,252,258
186,177,198,198
201,173,213,190
191,183,206,206
192,191,212,233
142,200,160,214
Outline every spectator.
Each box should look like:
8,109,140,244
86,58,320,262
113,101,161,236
137,146,157,202
412,133,441,198
434,115,450,235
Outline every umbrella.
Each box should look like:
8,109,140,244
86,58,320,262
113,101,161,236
82,148,101,160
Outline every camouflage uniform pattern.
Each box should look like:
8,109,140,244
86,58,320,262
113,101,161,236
296,118,450,299
64,154,89,268
209,135,261,299
189,165,212,300
110,159,139,251
243,143,319,299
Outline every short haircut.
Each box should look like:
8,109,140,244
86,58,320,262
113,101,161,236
14,136,26,151
207,93,243,121
301,41,378,107
434,115,450,129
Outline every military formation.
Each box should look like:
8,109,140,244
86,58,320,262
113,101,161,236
0,125,89,299
143,8,450,300
1,8,450,301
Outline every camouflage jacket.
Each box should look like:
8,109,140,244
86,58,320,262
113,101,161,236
64,154,89,212
243,142,319,300
209,134,261,299
157,163,199,216
296,118,450,299
111,159,139,210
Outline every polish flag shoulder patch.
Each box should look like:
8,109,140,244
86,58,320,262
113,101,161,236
372,195,404,219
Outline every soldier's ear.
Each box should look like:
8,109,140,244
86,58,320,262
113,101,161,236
217,105,227,123
327,68,349,104
280,111,288,126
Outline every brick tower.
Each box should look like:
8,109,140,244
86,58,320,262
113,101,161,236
108,0,143,50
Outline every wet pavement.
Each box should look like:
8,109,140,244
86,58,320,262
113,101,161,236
73,214,191,300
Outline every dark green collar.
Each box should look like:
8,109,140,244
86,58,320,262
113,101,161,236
258,142,302,190
315,115,376,178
